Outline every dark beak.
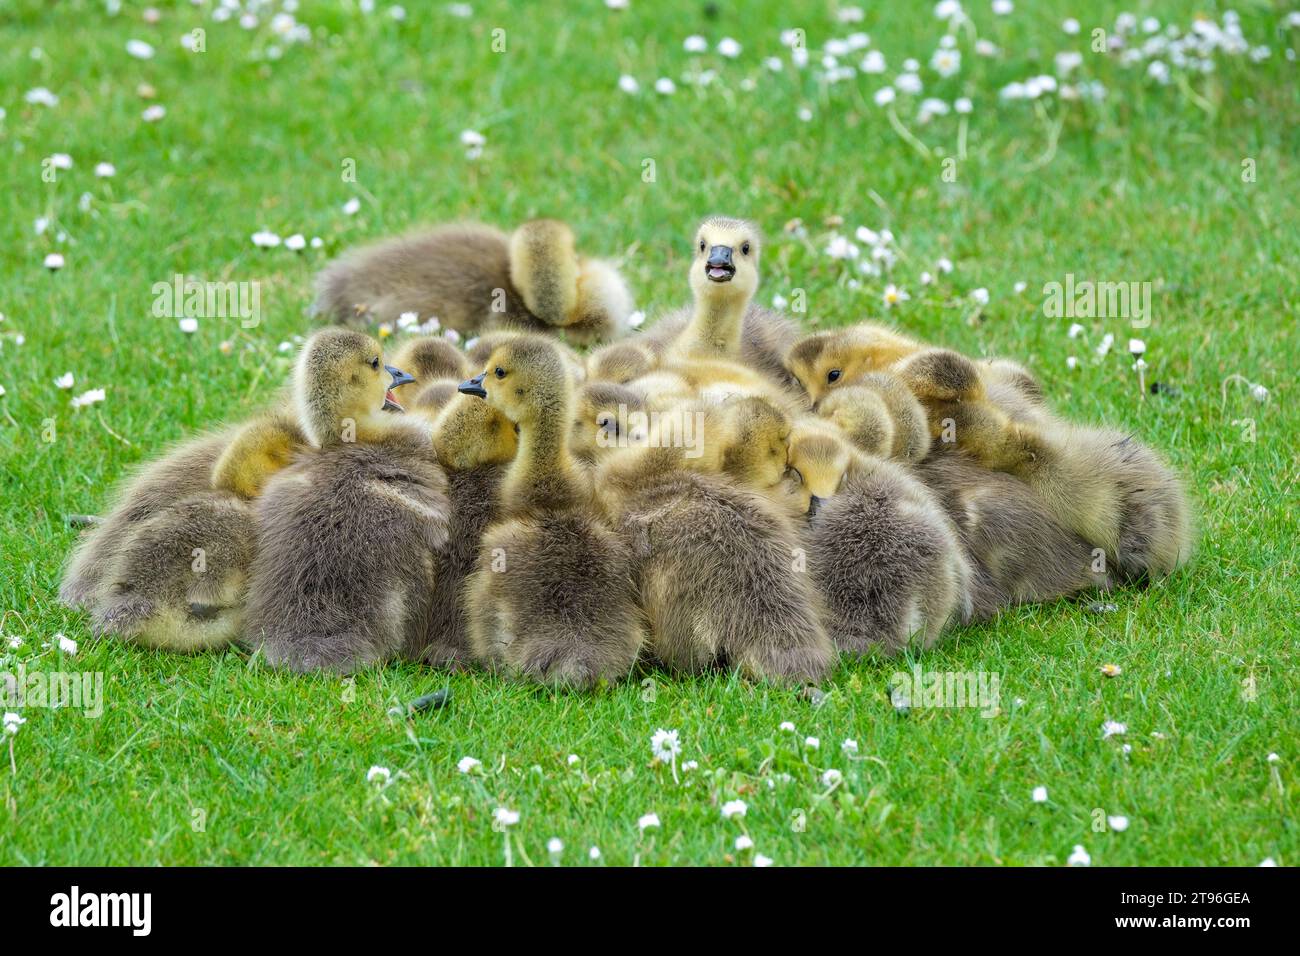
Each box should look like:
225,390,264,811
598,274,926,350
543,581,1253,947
705,245,735,282
458,372,487,399
807,495,824,518
386,365,416,389
383,365,415,412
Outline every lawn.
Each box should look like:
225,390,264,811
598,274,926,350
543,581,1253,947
1,0,1296,866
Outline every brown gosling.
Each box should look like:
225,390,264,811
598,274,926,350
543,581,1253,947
313,220,635,346
457,335,645,689
593,393,834,685
243,328,449,672
785,422,972,654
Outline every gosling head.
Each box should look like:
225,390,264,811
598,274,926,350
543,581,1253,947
571,382,647,463
786,422,855,516
295,328,415,446
689,216,761,305
716,396,791,491
389,335,469,384
458,335,571,428
786,329,873,409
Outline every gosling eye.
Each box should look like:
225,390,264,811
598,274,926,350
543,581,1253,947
741,242,751,256
698,239,706,252
494,366,506,379
370,357,380,371
827,369,842,384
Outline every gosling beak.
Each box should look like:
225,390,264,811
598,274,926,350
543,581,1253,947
383,364,415,412
458,372,488,399
705,245,735,283
807,495,824,518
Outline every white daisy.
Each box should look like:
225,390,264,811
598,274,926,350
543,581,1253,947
684,35,707,53
55,372,75,390
930,48,961,77
142,105,166,122
589,846,601,860
735,834,754,850
753,854,773,867
654,77,676,95
822,769,843,786
126,39,155,59
971,287,990,305
1102,720,1127,739
617,74,639,94
637,812,660,831
1067,844,1091,866
342,197,362,215
861,50,886,73
547,837,564,855
178,318,199,334
457,756,482,773
1107,815,1129,832
1032,786,1048,803
493,807,520,827
71,388,106,409
94,161,117,178
44,252,66,271
650,728,681,764
721,799,747,819
883,284,910,307
25,87,59,107
873,86,897,106
717,37,741,58
284,234,306,251
842,739,859,755
251,230,281,248
804,736,820,751
3,713,25,736
366,765,390,783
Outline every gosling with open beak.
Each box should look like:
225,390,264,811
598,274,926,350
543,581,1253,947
383,364,416,412
705,245,735,283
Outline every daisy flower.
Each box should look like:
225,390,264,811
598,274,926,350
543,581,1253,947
842,739,859,756
882,284,910,307
457,756,482,774
142,105,166,122
1032,786,1048,803
44,253,66,271
873,86,897,106
822,769,843,786
251,230,281,248
126,39,155,59
753,854,773,867
366,765,391,784
284,234,306,251
1067,845,1091,866
493,807,520,827
1100,663,1122,677
55,373,75,390
650,728,681,764
637,812,660,831
617,74,639,94
1107,815,1129,832
178,318,199,334
684,35,707,53
342,197,362,215
654,78,676,95
721,799,747,819
71,389,105,409
735,835,754,851
971,287,990,305
94,162,116,178
779,721,796,733
1102,720,1127,739
930,48,961,77
717,37,741,58
804,736,820,751
3,713,25,736
547,837,564,855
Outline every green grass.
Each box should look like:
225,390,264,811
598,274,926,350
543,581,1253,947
1,0,1297,865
